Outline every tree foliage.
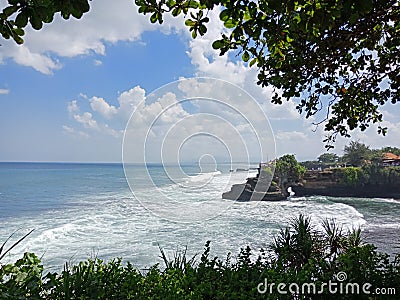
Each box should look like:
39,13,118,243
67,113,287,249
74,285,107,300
275,154,306,189
342,140,372,166
0,0,90,44
317,152,339,164
381,146,400,156
136,0,400,148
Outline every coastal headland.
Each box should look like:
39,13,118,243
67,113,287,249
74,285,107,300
223,148,400,201
223,167,400,201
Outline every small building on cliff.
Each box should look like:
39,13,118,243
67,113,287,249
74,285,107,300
382,152,400,166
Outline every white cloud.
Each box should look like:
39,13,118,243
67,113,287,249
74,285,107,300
67,100,80,113
74,112,99,130
93,59,103,66
0,89,9,95
72,111,122,138
117,86,146,119
65,77,400,162
90,96,118,119
3,45,62,75
0,0,187,74
66,80,276,162
65,87,148,140
186,9,248,86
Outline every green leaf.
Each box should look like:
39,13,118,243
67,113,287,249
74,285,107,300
199,24,207,35
212,40,224,49
286,35,294,42
172,7,182,17
219,9,230,22
3,6,18,17
150,13,158,23
13,28,24,36
30,14,43,30
188,0,199,9
15,11,29,27
224,19,237,29
249,58,257,67
71,8,84,19
293,13,301,24
242,51,250,62
185,19,196,26
13,34,24,44
76,0,90,14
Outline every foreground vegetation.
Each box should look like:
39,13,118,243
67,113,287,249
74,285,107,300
1,215,399,299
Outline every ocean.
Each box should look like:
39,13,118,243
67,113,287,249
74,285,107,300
0,162,399,272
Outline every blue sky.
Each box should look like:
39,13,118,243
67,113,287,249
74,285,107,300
1,0,399,163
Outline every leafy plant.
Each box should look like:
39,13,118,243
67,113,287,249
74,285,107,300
136,0,400,148
1,216,399,299
0,0,91,44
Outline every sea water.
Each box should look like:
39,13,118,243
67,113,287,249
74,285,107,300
0,162,399,272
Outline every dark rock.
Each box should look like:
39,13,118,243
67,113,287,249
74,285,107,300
222,177,287,201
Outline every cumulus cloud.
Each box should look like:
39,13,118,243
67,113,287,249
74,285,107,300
90,96,118,119
1,44,62,75
71,111,122,138
117,86,146,119
65,80,277,162
186,9,248,86
74,112,99,130
0,89,9,94
65,87,148,140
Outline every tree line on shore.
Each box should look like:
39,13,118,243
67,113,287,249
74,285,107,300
303,142,400,169
270,142,400,192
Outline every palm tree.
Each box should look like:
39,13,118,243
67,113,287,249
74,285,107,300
321,218,347,261
271,214,321,272
271,215,364,273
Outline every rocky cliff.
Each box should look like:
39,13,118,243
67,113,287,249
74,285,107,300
222,168,400,201
291,170,400,199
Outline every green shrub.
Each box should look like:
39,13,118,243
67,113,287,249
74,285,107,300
1,216,399,299
0,252,45,299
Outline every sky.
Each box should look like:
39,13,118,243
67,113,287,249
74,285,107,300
1,0,400,163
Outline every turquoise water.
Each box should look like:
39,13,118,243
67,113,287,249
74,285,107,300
0,162,399,271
